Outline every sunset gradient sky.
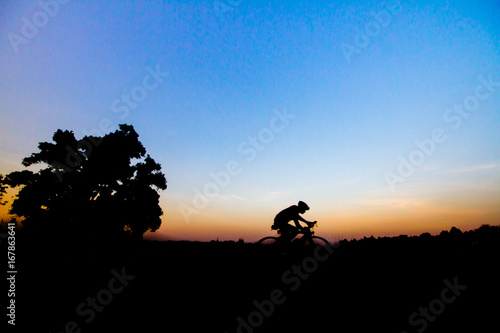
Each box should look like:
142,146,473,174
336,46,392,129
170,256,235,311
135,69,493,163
1,0,499,241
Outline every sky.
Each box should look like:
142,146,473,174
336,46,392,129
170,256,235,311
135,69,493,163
1,0,499,242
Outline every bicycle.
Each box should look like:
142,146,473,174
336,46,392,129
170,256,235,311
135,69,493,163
257,222,330,247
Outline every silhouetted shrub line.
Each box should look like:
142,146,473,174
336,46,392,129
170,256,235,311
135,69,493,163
49,267,135,333
227,243,338,333
400,276,467,333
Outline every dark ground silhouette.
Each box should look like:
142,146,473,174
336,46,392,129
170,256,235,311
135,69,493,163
11,225,500,332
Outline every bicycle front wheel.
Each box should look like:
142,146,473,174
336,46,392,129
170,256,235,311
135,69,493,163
310,236,330,247
257,236,280,246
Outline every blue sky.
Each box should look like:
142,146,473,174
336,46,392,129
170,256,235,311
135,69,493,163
1,0,499,241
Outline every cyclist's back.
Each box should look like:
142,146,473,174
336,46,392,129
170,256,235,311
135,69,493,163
274,205,301,227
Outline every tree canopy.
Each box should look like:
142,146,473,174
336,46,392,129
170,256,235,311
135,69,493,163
3,124,167,240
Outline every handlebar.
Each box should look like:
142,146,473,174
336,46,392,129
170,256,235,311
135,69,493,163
303,221,318,231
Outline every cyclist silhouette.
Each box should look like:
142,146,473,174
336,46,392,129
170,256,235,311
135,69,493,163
272,201,316,243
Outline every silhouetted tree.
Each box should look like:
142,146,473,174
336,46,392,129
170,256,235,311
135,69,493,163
3,124,167,240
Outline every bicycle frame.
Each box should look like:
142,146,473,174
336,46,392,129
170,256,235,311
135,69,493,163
257,222,329,247
290,224,316,244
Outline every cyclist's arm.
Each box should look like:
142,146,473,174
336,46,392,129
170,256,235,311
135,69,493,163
299,215,316,225
297,215,309,223
293,219,304,230
294,216,311,230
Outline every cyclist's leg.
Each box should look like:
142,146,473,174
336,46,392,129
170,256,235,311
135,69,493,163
280,224,298,243
288,225,300,243
298,226,314,245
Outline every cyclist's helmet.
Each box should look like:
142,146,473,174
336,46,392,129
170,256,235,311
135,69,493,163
298,201,310,211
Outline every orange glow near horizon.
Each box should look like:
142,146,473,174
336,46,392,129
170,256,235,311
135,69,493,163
2,174,499,242
145,192,500,242
2,195,499,243
142,177,500,242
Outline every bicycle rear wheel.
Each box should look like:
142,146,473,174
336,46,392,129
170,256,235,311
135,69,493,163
257,236,280,245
